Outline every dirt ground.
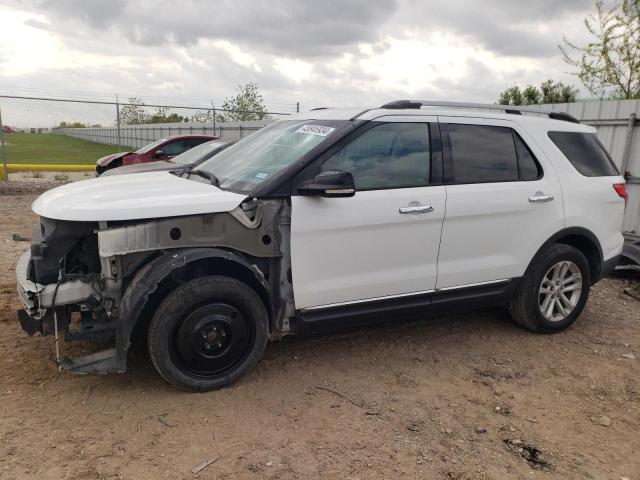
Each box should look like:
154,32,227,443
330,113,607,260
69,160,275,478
0,192,639,480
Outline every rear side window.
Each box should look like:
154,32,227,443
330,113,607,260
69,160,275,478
514,133,541,181
548,132,619,176
445,124,541,183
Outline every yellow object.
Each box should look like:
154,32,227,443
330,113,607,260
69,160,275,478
1,163,95,173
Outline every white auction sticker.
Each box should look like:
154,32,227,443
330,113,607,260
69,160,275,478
295,124,335,136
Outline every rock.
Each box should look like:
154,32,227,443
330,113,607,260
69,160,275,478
595,415,612,427
621,352,636,360
509,426,516,432
474,427,487,434
266,461,273,467
444,428,453,435
12,233,29,242
495,406,501,412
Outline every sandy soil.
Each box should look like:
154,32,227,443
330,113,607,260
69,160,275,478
0,192,639,480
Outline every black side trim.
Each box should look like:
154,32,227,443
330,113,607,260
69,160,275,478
432,279,519,310
294,279,520,332
534,227,604,282
297,292,433,329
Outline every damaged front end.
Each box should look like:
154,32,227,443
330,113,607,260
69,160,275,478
16,198,293,375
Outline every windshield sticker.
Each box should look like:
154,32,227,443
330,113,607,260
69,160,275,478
254,172,269,179
295,125,335,137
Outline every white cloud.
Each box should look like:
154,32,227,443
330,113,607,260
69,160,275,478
0,0,594,111
273,58,313,83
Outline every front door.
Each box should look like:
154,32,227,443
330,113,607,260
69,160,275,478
290,116,446,310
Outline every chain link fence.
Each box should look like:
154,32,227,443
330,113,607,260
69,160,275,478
0,88,298,179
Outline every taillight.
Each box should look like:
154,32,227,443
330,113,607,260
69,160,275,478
613,183,627,207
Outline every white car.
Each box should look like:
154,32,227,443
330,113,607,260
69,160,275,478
16,100,626,391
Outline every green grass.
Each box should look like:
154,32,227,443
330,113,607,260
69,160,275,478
1,133,123,165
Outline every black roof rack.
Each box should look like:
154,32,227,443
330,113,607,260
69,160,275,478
379,100,580,124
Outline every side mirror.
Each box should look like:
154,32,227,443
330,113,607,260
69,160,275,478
153,150,165,158
298,170,355,197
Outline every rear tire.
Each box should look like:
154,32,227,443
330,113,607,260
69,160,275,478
509,244,591,333
148,275,268,392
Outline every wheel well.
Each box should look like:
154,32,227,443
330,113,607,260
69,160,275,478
554,234,601,282
130,256,271,345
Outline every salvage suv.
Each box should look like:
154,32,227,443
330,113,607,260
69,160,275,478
17,101,626,391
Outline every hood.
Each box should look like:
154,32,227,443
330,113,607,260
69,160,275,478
32,171,247,221
100,160,175,177
96,152,132,167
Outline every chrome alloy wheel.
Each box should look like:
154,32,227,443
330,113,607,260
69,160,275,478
538,260,583,322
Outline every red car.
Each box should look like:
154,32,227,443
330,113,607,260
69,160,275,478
2,125,16,133
96,134,219,175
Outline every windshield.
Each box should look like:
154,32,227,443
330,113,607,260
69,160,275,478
195,120,347,192
169,140,227,165
135,138,166,154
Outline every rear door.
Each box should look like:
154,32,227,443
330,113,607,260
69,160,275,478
436,117,564,288
291,116,446,309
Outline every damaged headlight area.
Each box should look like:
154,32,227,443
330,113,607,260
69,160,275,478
16,199,291,377
17,217,119,343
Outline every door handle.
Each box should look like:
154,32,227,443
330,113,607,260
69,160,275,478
399,205,434,214
528,194,554,203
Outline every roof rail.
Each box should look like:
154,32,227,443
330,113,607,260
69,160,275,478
379,100,580,124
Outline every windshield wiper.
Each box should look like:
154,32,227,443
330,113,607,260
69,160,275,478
190,169,220,187
171,166,220,187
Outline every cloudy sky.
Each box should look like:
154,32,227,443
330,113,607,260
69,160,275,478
0,0,603,113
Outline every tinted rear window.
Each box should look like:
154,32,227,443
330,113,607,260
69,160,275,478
548,132,619,177
446,124,519,183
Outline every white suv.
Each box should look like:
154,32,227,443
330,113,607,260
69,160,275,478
16,100,626,391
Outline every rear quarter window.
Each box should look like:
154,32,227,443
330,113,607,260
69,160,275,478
547,131,619,177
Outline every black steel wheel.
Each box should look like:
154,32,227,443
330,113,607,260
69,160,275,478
148,275,268,391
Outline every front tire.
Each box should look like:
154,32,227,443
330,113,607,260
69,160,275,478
510,244,591,333
148,275,268,392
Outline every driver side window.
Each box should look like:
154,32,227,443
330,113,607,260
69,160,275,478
162,140,192,156
322,123,430,190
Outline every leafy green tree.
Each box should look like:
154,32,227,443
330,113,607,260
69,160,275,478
219,83,268,122
191,110,217,123
53,121,88,129
498,80,578,105
119,97,148,125
560,0,640,99
147,106,185,124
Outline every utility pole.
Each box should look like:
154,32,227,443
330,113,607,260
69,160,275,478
296,102,300,113
0,107,8,181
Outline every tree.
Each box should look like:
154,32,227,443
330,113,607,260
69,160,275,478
497,80,578,105
119,97,148,125
560,0,640,99
147,106,185,124
219,83,268,122
53,121,88,129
